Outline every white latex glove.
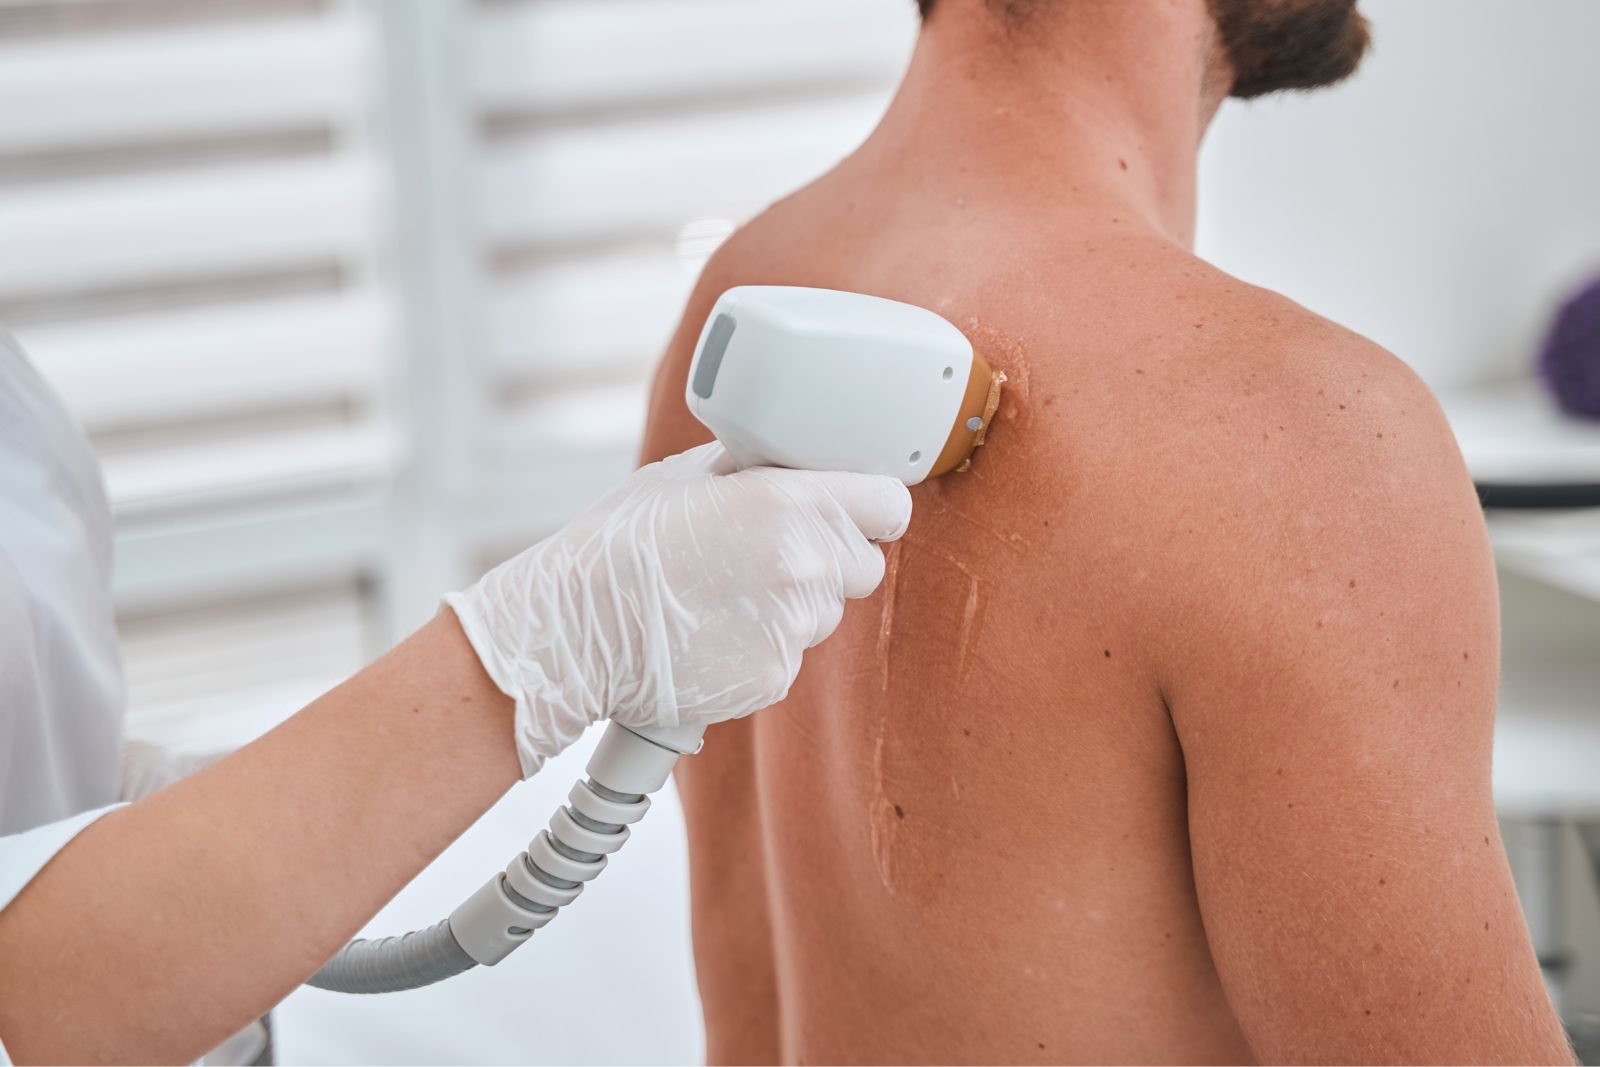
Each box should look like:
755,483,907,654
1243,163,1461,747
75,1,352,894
445,442,912,777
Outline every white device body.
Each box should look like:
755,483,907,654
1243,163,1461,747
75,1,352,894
686,286,976,485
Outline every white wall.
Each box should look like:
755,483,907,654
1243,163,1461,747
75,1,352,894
1198,0,1600,390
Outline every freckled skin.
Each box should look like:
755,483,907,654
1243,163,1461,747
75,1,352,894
640,8,1570,1066
644,224,1569,1064
650,221,1253,1064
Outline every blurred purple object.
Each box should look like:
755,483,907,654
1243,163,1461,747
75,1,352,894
1539,274,1600,419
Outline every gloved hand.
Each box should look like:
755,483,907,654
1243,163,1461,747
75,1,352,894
445,443,912,777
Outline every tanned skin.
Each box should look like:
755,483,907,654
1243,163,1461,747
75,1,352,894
641,1,1572,1062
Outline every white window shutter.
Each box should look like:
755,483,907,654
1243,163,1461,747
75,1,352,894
0,0,916,737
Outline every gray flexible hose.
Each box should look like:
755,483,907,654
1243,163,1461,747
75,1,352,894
304,725,689,996
306,918,477,994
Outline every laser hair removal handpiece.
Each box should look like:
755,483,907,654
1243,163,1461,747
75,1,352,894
308,287,1001,993
687,286,1001,482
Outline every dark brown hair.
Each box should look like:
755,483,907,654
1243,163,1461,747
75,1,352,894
914,0,1368,99
918,0,1042,24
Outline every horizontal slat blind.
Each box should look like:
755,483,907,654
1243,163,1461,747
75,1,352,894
473,0,913,115
0,157,376,298
475,0,915,476
0,16,366,156
0,0,392,728
0,0,389,521
488,247,693,381
18,290,385,429
0,0,917,735
118,583,372,748
482,97,889,249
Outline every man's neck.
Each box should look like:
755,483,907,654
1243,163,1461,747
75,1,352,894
859,0,1230,248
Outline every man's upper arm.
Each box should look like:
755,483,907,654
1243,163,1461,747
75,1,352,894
1159,343,1571,1063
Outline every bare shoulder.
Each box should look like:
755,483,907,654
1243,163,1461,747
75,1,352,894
1141,253,1462,490
1106,252,1484,582
1129,261,1571,1065
1097,252,1499,740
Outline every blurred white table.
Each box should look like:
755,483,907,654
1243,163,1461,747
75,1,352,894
1439,378,1600,815
1493,569,1600,819
1443,377,1600,486
1441,378,1600,606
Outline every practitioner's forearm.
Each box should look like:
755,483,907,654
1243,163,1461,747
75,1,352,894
0,609,520,1066
0,439,911,1066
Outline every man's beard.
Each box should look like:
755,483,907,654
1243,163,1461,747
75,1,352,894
1206,0,1372,99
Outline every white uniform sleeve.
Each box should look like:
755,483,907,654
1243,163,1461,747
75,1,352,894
0,804,124,1066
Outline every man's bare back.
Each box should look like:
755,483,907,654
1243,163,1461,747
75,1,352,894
641,2,1569,1062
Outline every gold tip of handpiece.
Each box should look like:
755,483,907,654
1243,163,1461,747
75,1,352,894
929,351,1005,479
